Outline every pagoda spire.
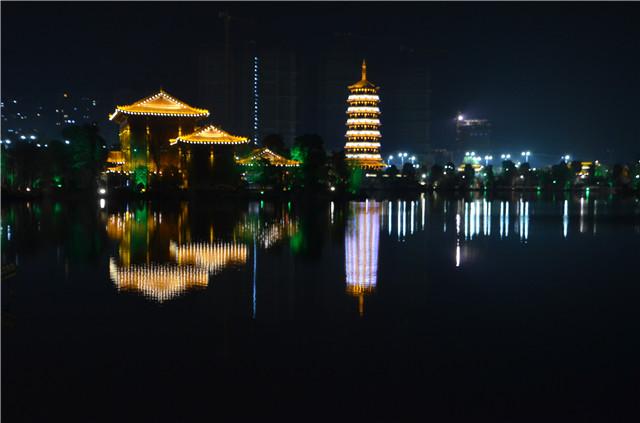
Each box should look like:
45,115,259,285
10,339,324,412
361,59,367,81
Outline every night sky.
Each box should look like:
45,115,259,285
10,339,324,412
2,1,639,161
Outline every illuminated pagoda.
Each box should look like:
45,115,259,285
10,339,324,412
344,60,386,170
170,125,250,188
237,147,300,167
109,89,209,189
345,201,381,316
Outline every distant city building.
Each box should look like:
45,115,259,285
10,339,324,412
343,61,386,170
198,28,431,153
1,93,100,143
198,37,298,146
455,114,492,160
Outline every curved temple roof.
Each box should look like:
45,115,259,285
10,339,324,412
170,125,250,145
348,60,379,91
237,147,301,167
109,90,210,120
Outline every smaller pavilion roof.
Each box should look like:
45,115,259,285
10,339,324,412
237,147,301,167
109,90,209,121
170,125,249,145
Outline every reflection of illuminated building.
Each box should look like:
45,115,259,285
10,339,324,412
108,258,208,303
106,203,245,303
171,241,247,274
345,201,380,316
234,212,298,249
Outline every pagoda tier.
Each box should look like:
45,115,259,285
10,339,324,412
344,60,386,170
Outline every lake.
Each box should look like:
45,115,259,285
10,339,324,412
2,193,639,421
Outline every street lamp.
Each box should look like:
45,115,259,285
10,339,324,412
400,152,408,166
484,155,493,166
388,155,394,165
521,151,531,163
563,154,571,162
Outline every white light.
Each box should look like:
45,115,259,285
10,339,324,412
458,114,464,121
347,106,380,114
330,186,336,192
98,188,106,195
5,140,11,144
26,187,31,192
29,135,36,140
347,94,380,102
65,140,70,144
20,135,26,140
99,198,106,209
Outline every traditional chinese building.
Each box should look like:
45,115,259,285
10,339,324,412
344,61,386,170
109,90,210,189
170,125,250,188
236,147,300,167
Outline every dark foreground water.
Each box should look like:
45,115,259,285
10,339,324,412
2,193,640,421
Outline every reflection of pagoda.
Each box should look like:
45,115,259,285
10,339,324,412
344,61,386,170
345,201,381,316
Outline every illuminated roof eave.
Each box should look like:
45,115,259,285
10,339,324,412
237,147,301,167
170,124,250,145
109,90,210,122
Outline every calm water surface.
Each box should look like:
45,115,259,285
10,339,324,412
3,194,640,421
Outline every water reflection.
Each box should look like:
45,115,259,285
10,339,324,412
345,201,380,316
2,193,636,308
105,201,298,303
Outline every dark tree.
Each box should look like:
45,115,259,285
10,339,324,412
62,124,107,191
291,134,327,190
429,164,443,186
328,150,349,190
402,162,416,180
262,134,289,157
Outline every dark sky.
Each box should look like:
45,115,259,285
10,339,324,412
2,1,639,161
